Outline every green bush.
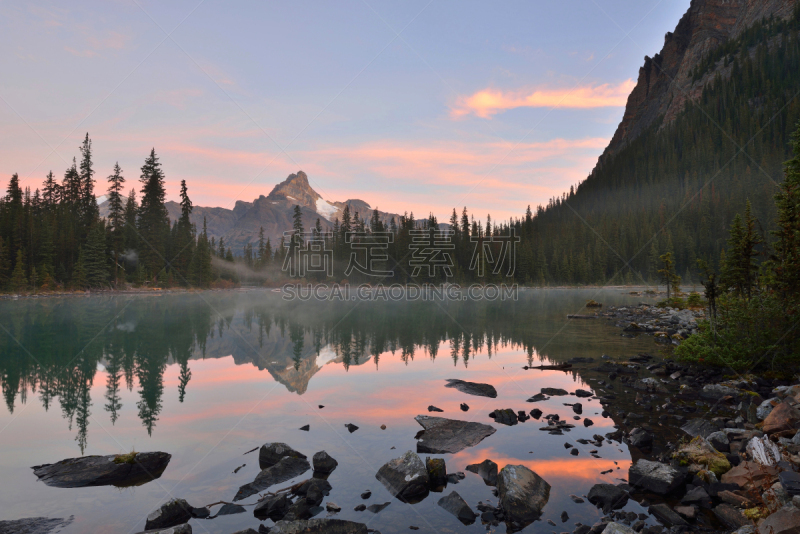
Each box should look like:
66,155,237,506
657,297,687,309
687,292,703,307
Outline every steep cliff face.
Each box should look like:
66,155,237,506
595,0,798,170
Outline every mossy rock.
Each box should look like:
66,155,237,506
672,436,731,477
113,452,138,464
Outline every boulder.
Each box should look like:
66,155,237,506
145,499,193,530
135,525,192,534
701,384,742,400
541,387,568,396
0,517,74,534
465,459,498,486
758,503,800,534
762,400,800,434
587,484,629,513
672,436,731,477
680,418,719,438
426,457,447,488
681,486,712,508
234,456,311,501
259,443,307,470
746,435,782,466
254,493,291,521
437,491,477,525
575,389,593,398
270,519,369,534
633,378,668,393
628,459,686,495
628,428,653,450
603,523,636,534
721,461,779,491
444,379,497,398
707,431,730,453
312,451,338,474
490,409,518,426
757,398,781,420
713,504,751,530
779,471,800,496
497,465,551,524
298,479,332,506
414,416,496,454
31,452,171,488
375,450,429,503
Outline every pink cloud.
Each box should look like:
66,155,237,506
451,80,636,119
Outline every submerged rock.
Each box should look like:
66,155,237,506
490,409,518,426
260,443,307,470
426,457,447,488
31,452,171,488
414,415,496,454
145,499,193,530
136,525,192,534
375,450,429,503
234,456,311,501
465,459,498,486
437,491,477,524
0,517,74,534
270,519,369,533
628,459,686,495
497,464,551,524
587,484,629,513
444,379,497,398
253,493,291,521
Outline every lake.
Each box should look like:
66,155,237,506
0,288,676,533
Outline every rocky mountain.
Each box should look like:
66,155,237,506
594,0,799,172
104,171,402,252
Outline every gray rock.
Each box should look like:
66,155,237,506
490,408,518,426
603,523,636,534
254,493,291,521
758,503,800,534
701,384,741,400
437,491,477,524
633,378,668,393
465,459,498,486
414,416,496,454
426,457,447,487
575,389,593,398
792,430,800,445
587,484,629,513
757,398,781,420
680,418,718,438
135,525,192,534
648,503,689,527
312,451,338,474
444,379,497,398
31,452,171,488
541,387,568,396
145,499,193,530
366,502,390,513
628,460,685,495
0,517,74,534
713,503,750,529
779,471,800,496
216,503,245,516
270,519,369,534
497,464,551,524
375,450,429,503
259,443,307,470
707,431,730,453
296,478,332,506
235,456,311,501
628,428,653,450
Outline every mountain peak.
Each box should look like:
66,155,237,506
267,170,321,208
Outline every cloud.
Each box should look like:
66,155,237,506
451,79,635,119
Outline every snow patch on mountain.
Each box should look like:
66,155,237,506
315,197,339,221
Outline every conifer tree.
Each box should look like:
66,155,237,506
107,163,125,285
137,149,169,280
84,221,109,288
10,248,27,292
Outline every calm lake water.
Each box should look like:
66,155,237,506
0,288,672,534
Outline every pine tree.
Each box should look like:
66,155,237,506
78,133,99,230
84,221,109,288
137,149,170,281
771,120,800,299
10,248,27,292
172,179,194,283
107,162,125,286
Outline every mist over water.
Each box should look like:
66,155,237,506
0,288,664,533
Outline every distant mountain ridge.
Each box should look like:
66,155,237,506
103,171,402,251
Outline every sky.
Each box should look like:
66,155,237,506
0,0,691,221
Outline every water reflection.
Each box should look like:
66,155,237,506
0,289,641,453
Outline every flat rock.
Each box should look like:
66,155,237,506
713,503,750,529
234,456,311,501
587,484,628,513
270,519,369,534
260,443,307,470
490,409,518,426
465,459,498,486
437,491,477,525
145,499,193,530
628,459,685,495
375,450,429,503
648,503,689,527
444,379,497,398
758,503,800,534
497,464,551,525
541,387,568,396
31,452,171,488
575,389,593,398
0,517,74,534
762,400,800,434
414,415,496,454
779,471,800,496
603,523,636,534
721,461,779,491
680,418,718,438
